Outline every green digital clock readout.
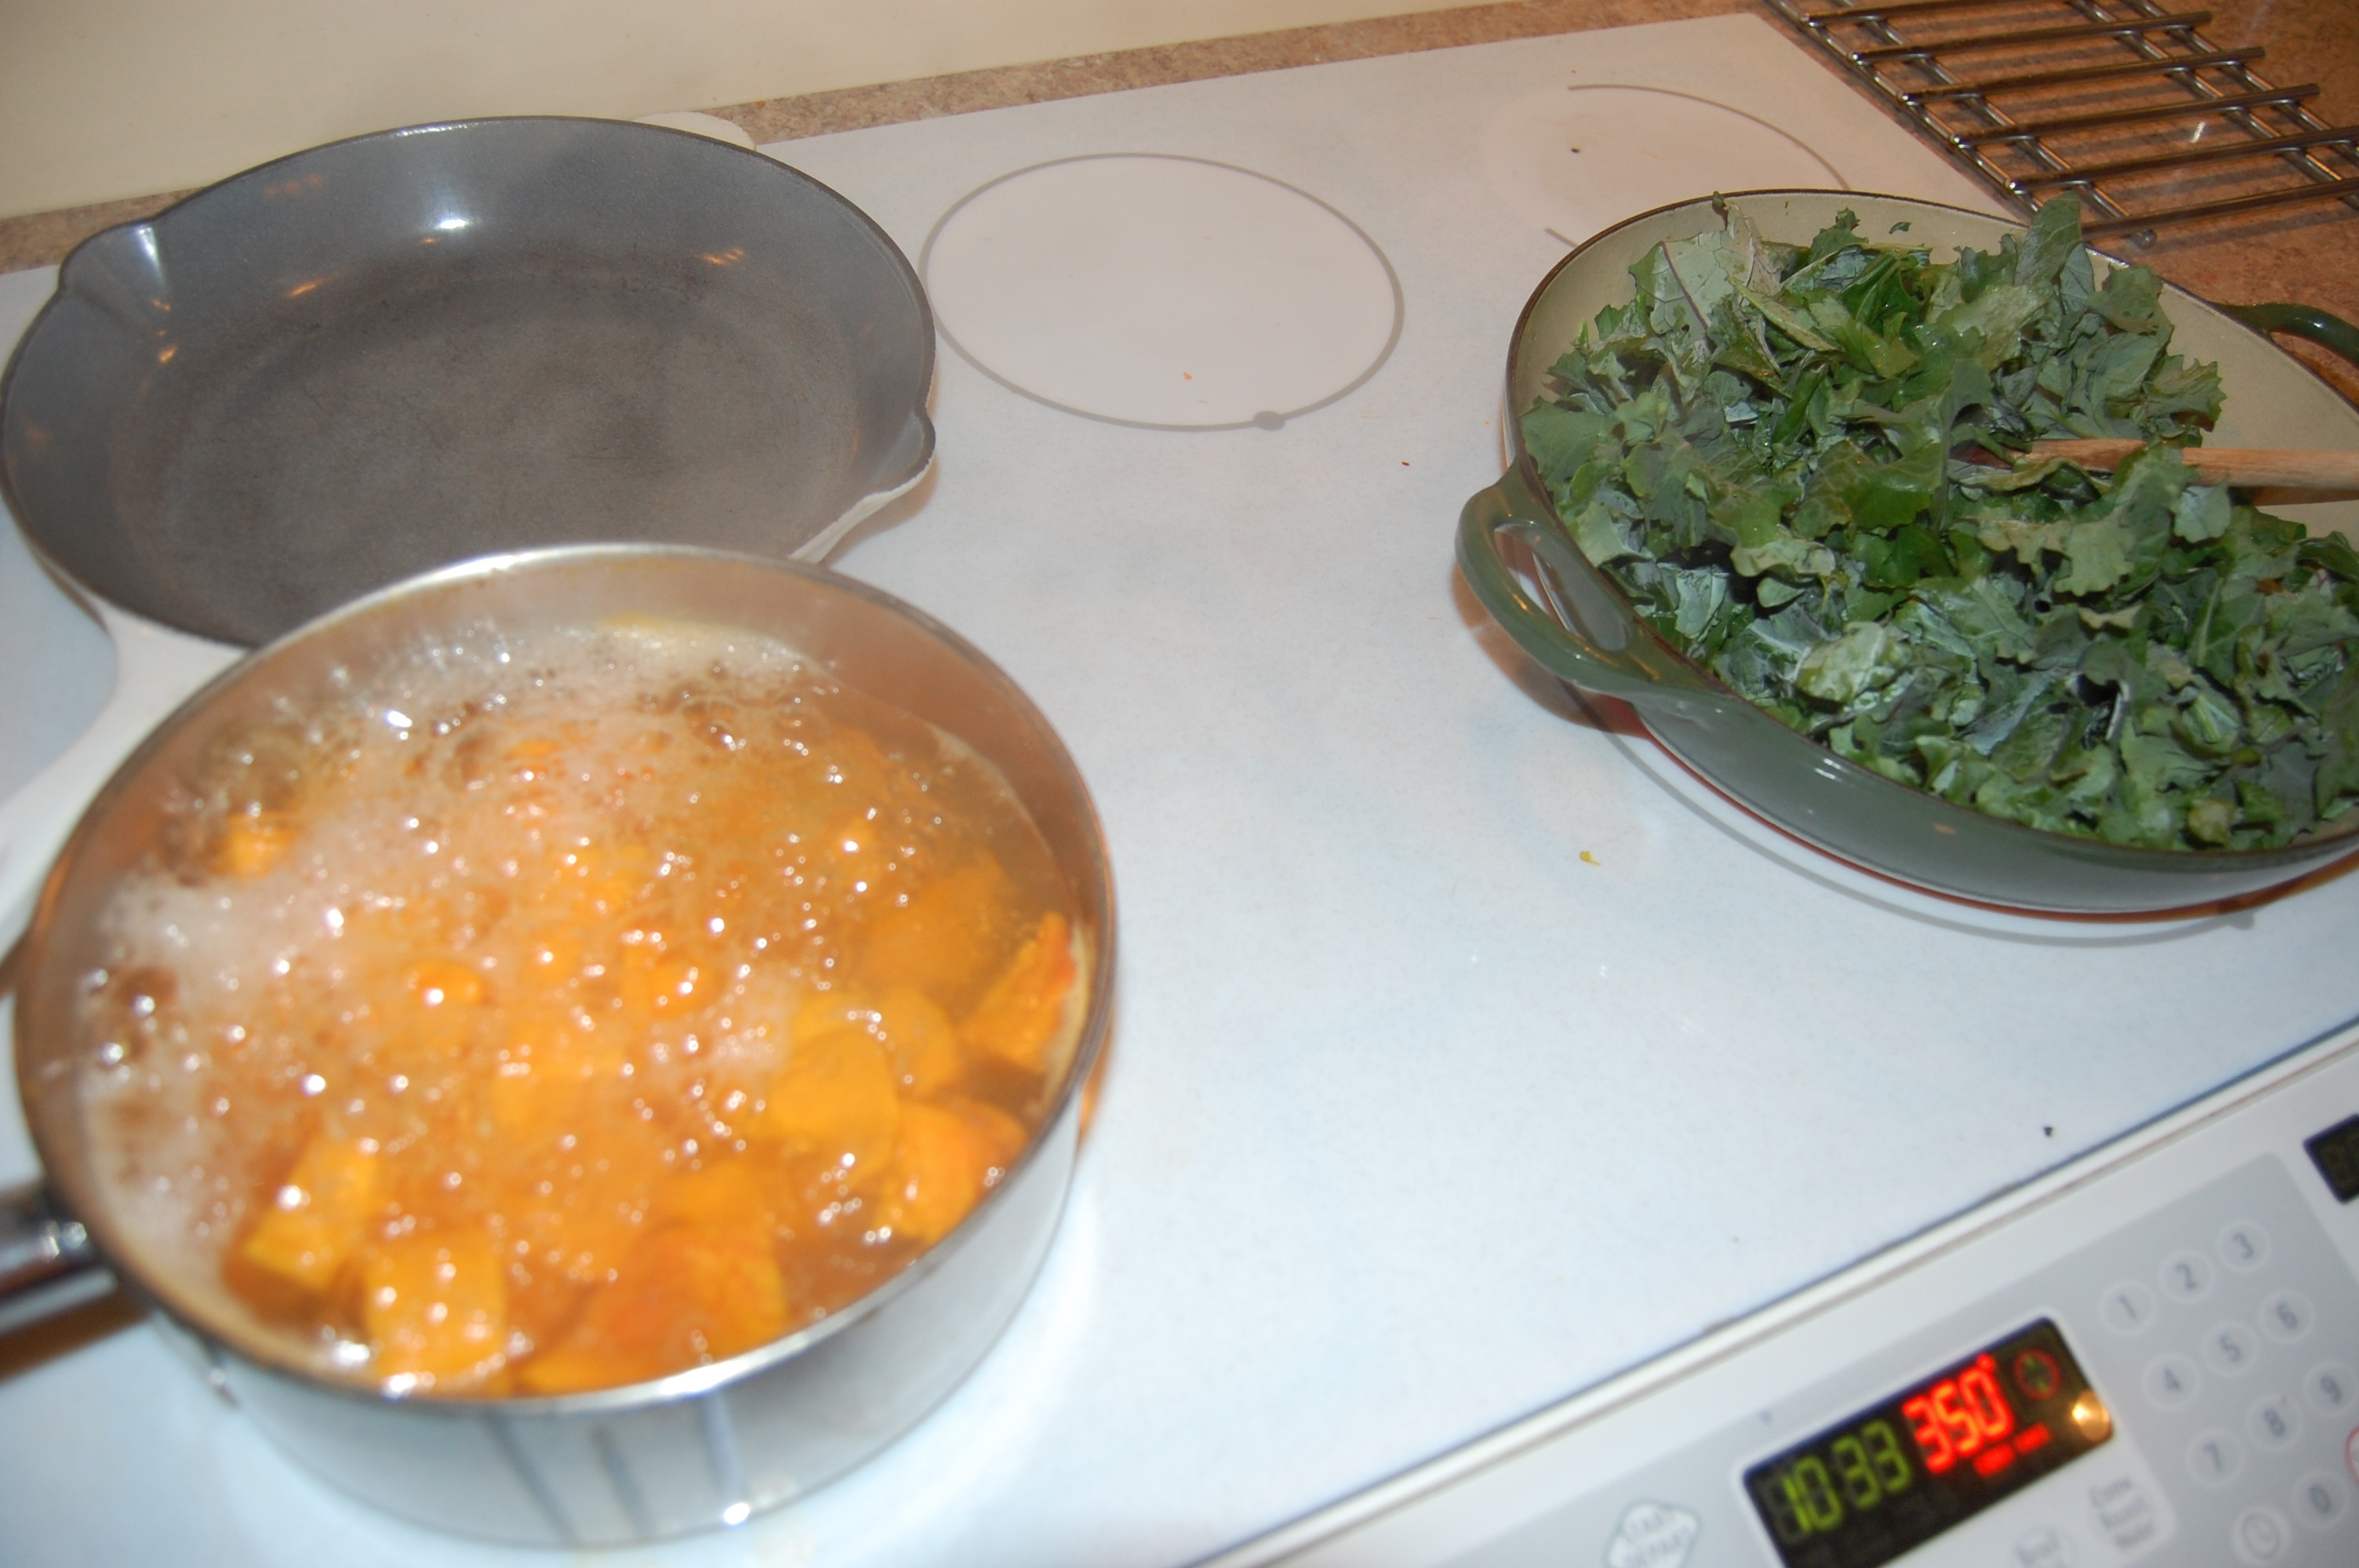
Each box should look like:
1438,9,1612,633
1743,1320,2113,1568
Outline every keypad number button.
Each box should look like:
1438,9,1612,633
2189,1429,2247,1487
2216,1220,2270,1273
2256,1290,2313,1345
2302,1361,2357,1419
2246,1395,2302,1452
2292,1472,2350,1530
2100,1281,2159,1336
2231,1506,2291,1565
2143,1353,2202,1411
2160,1249,2216,1304
2202,1322,2263,1378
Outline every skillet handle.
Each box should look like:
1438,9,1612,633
1457,465,1739,721
0,605,241,956
2215,302,2359,368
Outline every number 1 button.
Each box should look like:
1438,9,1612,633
2101,1282,2157,1335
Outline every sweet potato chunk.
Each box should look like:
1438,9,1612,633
761,1019,900,1178
214,812,296,878
656,1158,777,1232
960,913,1078,1074
400,957,489,1058
239,1134,381,1293
362,1229,508,1388
518,1225,789,1394
875,986,961,1095
858,858,1020,1006
878,1100,1026,1247
796,986,961,1096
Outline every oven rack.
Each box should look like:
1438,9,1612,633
1767,0,2359,243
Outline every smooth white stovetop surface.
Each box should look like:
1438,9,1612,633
7,16,2359,1566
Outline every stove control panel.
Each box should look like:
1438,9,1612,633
1225,1025,2359,1568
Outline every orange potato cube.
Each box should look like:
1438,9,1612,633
656,1158,777,1232
507,1110,671,1285
404,958,485,1010
561,838,654,917
238,1134,382,1293
362,1229,508,1388
878,1101,1024,1247
794,987,961,1096
857,858,1020,1005
878,1105,982,1247
960,913,1078,1075
616,943,700,1016
761,1023,900,1178
876,986,961,1095
397,957,489,1059
214,812,297,878
518,1225,789,1394
522,927,584,983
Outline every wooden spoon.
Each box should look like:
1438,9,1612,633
2029,439,2359,497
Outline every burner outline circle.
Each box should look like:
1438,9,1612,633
1481,82,1849,250
919,151,1405,433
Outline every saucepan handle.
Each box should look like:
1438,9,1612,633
0,603,241,955
0,1181,113,1335
1457,463,1741,723
2215,302,2359,368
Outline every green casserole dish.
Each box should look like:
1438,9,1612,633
1459,191,2359,914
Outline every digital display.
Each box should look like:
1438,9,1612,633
2306,1111,2359,1203
1743,1320,2112,1568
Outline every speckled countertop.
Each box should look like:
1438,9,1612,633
2,0,2353,385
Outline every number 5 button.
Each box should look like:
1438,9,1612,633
2204,1322,2262,1377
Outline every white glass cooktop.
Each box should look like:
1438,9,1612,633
5,16,2357,1568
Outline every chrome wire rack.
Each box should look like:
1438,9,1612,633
1768,0,2359,243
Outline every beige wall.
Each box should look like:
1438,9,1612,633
0,0,1474,219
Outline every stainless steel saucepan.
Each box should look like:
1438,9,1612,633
1,546,1114,1546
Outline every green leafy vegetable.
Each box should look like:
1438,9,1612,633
1521,197,2359,851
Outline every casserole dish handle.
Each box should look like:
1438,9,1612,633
1458,463,1744,723
2217,302,2359,368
